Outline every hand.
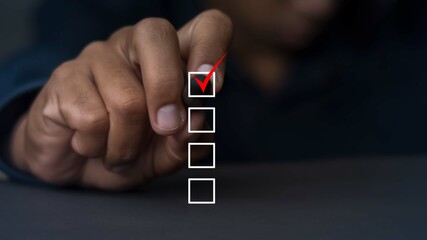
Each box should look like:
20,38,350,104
9,10,232,190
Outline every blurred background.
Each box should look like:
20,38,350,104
0,0,426,161
0,0,41,64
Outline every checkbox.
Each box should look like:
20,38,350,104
188,178,216,204
188,71,215,98
188,143,215,169
188,107,215,133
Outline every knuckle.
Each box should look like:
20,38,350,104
76,110,110,133
57,98,109,134
72,139,105,159
41,101,56,120
137,18,174,32
135,18,176,41
72,142,91,157
111,92,146,118
51,60,78,81
82,41,108,55
108,26,132,42
50,61,89,89
199,9,233,28
58,103,72,120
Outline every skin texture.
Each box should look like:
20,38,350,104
10,0,339,190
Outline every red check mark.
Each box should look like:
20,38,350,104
193,52,228,93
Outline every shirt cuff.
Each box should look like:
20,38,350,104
0,79,47,185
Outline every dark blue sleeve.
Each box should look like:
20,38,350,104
0,45,74,184
0,77,46,184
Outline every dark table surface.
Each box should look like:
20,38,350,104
1,157,427,240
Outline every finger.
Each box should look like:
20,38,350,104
178,9,233,92
132,18,186,135
81,42,149,171
56,67,110,159
24,61,107,184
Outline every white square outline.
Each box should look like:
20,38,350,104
188,107,215,133
188,71,216,98
188,178,216,204
188,143,215,169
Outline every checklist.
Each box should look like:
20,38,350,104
186,53,227,204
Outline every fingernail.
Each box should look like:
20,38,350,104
157,104,183,131
197,64,214,72
198,64,218,82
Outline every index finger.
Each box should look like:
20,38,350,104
130,18,186,135
178,9,233,92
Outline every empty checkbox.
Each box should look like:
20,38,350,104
188,107,215,133
188,178,216,204
188,143,215,169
